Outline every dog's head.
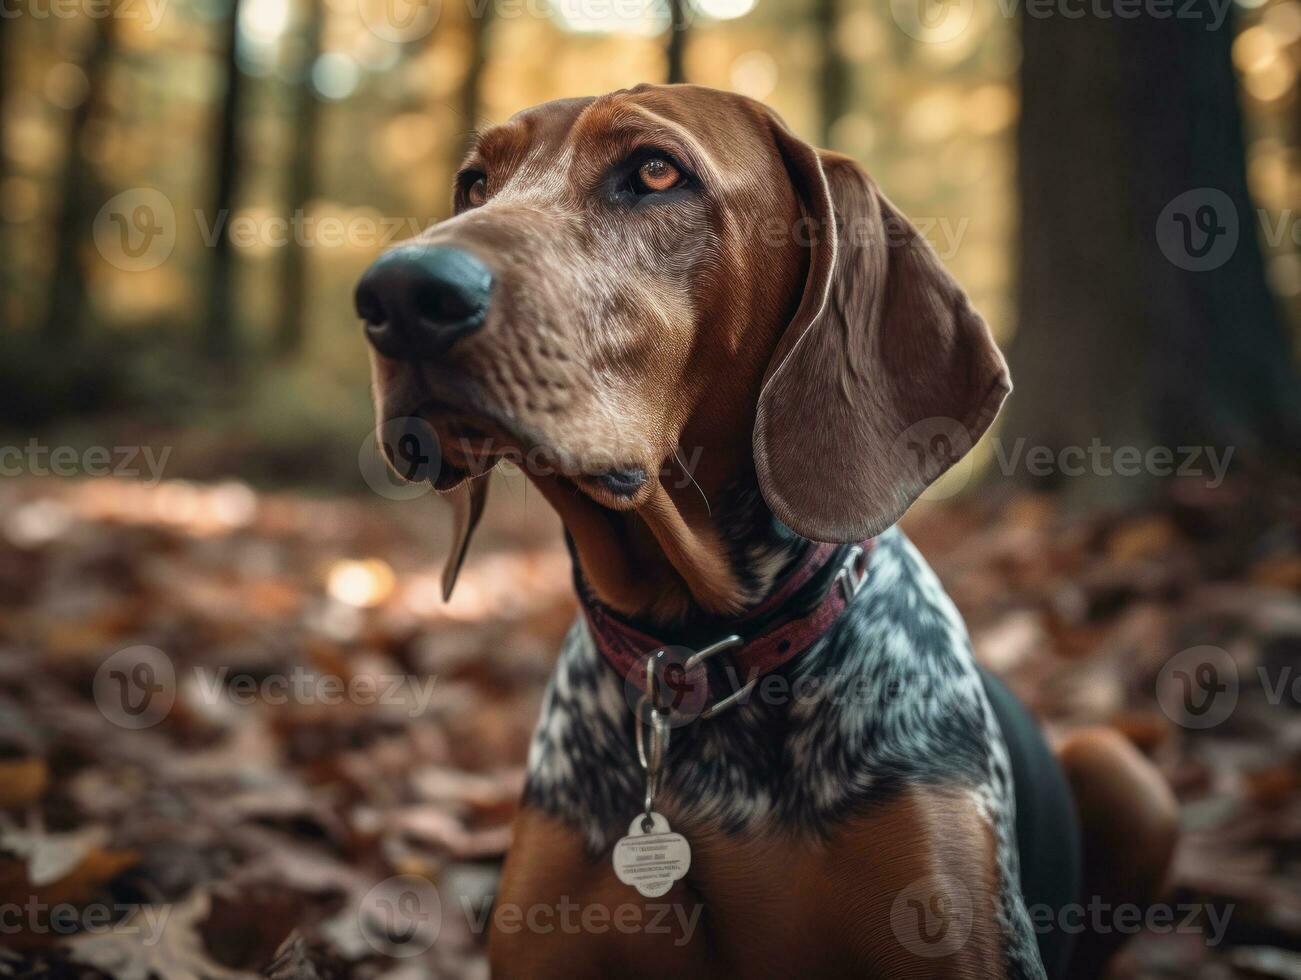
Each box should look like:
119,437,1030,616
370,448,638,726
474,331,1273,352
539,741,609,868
358,84,1009,596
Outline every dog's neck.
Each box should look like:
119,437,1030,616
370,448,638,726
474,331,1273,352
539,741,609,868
535,462,804,627
531,349,802,626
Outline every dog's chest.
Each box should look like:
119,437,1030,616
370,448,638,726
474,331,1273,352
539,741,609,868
494,799,960,980
512,528,1044,979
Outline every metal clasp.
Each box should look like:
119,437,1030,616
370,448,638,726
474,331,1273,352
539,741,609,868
835,544,868,603
634,693,670,822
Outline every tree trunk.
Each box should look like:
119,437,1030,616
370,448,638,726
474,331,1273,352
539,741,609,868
42,13,117,342
459,0,494,158
815,0,848,148
1005,2,1300,502
206,1,245,362
273,0,324,357
665,0,686,84
0,17,8,335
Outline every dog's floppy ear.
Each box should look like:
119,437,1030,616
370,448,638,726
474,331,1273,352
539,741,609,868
752,120,1010,543
441,476,489,600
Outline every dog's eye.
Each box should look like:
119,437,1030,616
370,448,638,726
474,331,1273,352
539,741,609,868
634,157,683,194
466,176,488,207
455,170,489,210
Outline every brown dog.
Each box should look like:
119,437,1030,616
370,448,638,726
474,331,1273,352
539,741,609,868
358,84,1177,979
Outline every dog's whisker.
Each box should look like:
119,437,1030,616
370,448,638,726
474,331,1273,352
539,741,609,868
675,445,711,517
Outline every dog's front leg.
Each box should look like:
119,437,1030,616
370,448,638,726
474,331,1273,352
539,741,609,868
824,788,1031,980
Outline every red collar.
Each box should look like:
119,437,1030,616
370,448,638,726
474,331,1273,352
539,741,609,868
577,538,876,706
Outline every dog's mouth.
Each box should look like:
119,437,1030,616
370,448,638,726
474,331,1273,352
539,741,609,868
381,397,654,508
379,399,504,491
571,468,652,509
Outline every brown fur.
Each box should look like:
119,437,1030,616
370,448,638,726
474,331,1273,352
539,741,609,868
1058,728,1180,980
493,789,1007,979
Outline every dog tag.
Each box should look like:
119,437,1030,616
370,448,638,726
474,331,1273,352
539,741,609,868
612,811,691,898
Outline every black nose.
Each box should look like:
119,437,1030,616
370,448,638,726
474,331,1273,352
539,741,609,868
355,244,493,359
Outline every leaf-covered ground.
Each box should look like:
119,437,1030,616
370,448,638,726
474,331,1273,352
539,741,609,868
0,474,1296,978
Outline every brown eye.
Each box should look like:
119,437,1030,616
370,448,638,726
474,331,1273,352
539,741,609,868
637,157,681,193
466,176,488,207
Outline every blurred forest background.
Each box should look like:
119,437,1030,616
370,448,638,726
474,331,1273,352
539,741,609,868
1,0,1300,976
0,0,1295,483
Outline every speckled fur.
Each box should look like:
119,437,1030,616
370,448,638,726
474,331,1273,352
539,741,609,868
523,526,1045,980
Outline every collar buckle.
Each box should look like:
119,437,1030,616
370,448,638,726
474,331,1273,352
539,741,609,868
640,634,754,724
836,544,868,603
685,635,756,720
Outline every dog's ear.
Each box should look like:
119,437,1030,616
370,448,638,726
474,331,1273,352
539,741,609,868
752,119,1010,543
441,476,489,600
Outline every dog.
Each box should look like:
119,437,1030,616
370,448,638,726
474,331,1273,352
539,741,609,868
356,84,1178,979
